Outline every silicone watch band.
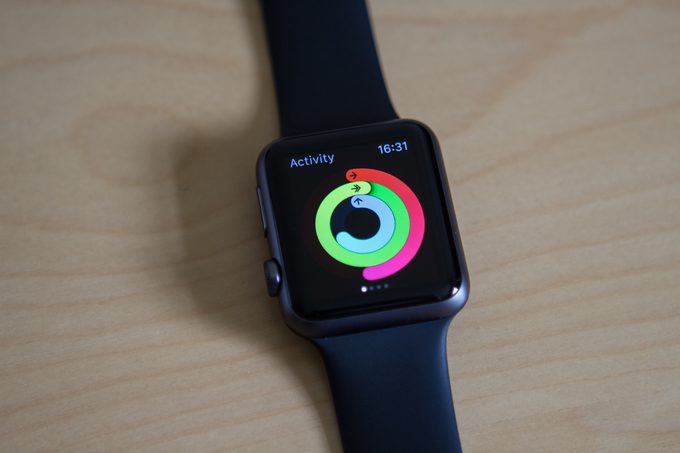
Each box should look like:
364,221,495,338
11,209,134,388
260,0,398,137
313,318,463,453
259,1,462,451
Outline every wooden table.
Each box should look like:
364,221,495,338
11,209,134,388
1,1,679,451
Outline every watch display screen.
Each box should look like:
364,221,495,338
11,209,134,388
264,121,461,319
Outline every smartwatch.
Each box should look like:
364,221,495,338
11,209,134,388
255,1,469,452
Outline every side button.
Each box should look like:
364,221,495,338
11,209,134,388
263,259,281,297
256,187,267,237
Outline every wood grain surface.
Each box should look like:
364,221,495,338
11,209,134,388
1,0,679,451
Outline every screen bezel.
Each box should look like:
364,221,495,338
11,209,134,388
256,119,469,338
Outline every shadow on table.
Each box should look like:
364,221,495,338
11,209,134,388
169,1,340,451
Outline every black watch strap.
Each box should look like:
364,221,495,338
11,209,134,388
260,0,398,137
313,318,463,453
259,1,462,451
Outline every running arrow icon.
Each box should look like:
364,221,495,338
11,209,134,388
351,184,361,193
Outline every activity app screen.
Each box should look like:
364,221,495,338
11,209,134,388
265,122,459,319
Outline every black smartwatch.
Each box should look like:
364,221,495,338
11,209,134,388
255,1,469,452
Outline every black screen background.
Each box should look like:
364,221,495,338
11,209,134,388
265,122,460,319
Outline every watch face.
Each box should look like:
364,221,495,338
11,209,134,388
262,121,462,319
